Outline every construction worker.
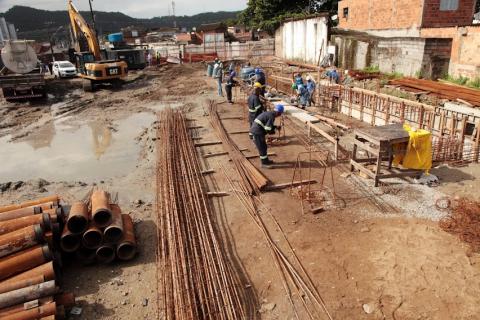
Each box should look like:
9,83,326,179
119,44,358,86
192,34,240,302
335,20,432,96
248,82,265,139
255,68,266,96
298,84,309,109
225,70,237,104
306,76,316,106
250,104,284,167
214,61,224,96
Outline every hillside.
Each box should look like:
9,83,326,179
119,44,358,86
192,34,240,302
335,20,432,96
0,6,240,41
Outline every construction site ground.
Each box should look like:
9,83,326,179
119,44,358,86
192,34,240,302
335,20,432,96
0,64,479,319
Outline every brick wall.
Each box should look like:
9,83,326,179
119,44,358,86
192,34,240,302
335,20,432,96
421,26,480,78
338,0,424,30
422,0,476,28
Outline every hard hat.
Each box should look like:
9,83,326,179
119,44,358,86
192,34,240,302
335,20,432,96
275,104,285,114
230,71,237,77
306,76,312,81
254,82,263,88
255,68,261,74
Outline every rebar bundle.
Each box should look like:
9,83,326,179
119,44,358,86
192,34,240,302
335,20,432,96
208,101,269,194
156,109,248,320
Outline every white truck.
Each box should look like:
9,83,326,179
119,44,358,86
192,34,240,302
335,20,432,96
0,40,46,102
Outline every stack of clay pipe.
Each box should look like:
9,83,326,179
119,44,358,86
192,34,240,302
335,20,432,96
60,190,137,265
0,195,75,319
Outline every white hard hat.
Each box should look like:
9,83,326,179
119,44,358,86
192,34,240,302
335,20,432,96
306,76,312,81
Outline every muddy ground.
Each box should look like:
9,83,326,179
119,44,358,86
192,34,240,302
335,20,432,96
0,64,479,320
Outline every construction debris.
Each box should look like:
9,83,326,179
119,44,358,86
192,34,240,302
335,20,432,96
439,198,480,253
156,109,249,320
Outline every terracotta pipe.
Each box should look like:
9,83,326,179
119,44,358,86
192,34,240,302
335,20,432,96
2,301,57,320
54,292,75,310
0,213,51,236
91,190,112,228
0,296,53,318
66,202,88,234
0,207,42,223
0,196,59,214
82,224,103,250
0,275,45,295
0,280,58,309
116,214,137,261
103,204,123,243
0,224,44,258
75,246,96,265
0,262,57,288
0,245,52,281
60,227,80,253
96,243,115,264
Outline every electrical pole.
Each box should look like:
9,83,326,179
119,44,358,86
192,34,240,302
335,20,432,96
88,0,98,38
172,1,177,28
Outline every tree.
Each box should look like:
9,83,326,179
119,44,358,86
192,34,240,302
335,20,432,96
239,0,338,34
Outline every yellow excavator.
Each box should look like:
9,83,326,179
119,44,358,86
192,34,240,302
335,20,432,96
68,0,128,92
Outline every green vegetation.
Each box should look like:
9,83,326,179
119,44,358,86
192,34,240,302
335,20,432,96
239,0,338,35
443,74,480,89
415,70,424,79
363,65,380,73
385,71,404,79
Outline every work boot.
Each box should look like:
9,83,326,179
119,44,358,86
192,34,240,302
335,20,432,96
261,158,274,168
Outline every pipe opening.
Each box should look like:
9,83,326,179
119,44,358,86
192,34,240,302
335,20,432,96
83,230,102,249
96,246,115,264
117,243,136,261
60,234,80,252
67,216,88,234
104,227,122,243
93,210,112,228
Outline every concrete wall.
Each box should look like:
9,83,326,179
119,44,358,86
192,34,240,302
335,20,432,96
422,26,480,79
184,39,275,60
333,32,452,78
275,17,329,65
338,0,424,31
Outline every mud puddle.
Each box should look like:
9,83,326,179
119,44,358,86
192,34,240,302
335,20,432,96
0,112,155,183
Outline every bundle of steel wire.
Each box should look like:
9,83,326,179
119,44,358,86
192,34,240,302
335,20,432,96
208,101,269,194
440,198,480,253
156,108,248,320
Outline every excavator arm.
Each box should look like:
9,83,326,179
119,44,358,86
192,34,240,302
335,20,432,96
68,0,101,60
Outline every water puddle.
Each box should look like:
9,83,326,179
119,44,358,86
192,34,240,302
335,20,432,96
0,112,155,183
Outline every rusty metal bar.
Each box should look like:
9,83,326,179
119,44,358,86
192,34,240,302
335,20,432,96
0,224,44,258
0,245,52,281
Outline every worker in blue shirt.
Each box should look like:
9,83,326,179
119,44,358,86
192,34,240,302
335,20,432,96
327,69,339,84
306,76,316,106
298,84,309,109
250,104,284,167
247,82,265,139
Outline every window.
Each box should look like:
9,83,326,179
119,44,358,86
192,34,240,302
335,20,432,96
440,0,458,11
343,7,349,19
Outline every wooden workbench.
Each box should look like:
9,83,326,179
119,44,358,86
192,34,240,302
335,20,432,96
350,123,421,186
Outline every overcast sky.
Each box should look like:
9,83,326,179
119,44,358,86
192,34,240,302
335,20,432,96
0,0,247,18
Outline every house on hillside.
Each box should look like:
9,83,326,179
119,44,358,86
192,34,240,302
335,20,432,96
335,0,479,79
275,14,330,66
175,32,202,45
198,23,227,49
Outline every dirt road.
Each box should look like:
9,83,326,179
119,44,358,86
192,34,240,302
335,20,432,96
0,64,479,319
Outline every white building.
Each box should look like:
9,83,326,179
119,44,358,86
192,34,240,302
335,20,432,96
275,14,329,65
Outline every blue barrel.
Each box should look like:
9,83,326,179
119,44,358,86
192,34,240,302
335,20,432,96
207,63,213,77
241,67,255,80
108,33,124,43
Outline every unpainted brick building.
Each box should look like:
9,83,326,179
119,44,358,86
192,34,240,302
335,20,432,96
336,0,479,79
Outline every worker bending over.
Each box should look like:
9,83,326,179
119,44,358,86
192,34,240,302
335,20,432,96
250,104,284,167
247,82,265,139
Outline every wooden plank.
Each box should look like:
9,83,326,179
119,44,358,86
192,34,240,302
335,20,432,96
309,123,337,144
264,179,317,192
350,160,376,179
204,148,249,158
207,192,230,197
195,141,222,147
188,126,203,129
229,130,250,135
201,169,215,175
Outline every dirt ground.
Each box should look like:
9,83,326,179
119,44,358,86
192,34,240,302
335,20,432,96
0,64,479,320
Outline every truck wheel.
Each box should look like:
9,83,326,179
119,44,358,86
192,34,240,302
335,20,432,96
83,79,94,92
